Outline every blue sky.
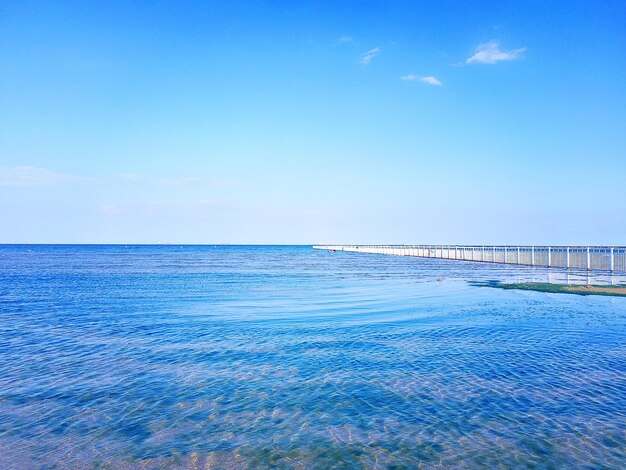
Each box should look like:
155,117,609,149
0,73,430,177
1,0,625,244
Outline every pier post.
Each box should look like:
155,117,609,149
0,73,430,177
566,247,570,269
611,247,614,271
587,247,590,271
548,247,551,267
517,247,520,264
531,246,535,266
504,246,507,264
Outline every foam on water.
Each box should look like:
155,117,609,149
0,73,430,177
0,245,625,468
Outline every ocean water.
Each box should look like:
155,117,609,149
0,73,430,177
0,245,625,469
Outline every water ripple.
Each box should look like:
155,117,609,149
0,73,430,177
0,245,625,468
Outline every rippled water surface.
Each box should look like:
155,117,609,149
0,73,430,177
1,245,625,469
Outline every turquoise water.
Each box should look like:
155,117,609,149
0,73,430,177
0,245,625,469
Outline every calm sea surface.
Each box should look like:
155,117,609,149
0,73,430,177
0,245,625,469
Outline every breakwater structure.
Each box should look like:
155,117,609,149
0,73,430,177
312,245,626,273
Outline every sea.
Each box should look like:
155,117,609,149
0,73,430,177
0,245,625,469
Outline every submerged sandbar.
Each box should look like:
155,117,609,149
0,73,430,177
476,281,626,297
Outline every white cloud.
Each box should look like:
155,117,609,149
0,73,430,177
0,166,92,187
120,172,141,181
212,179,239,188
401,74,443,86
123,174,234,188
338,35,354,44
195,199,218,205
360,47,380,65
419,76,443,86
466,40,526,64
101,204,121,215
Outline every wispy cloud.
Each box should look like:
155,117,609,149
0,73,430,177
0,166,92,187
360,47,380,65
195,198,219,205
466,40,526,64
213,178,239,188
401,74,443,86
121,175,235,188
101,204,122,215
120,172,141,181
338,35,354,44
154,177,200,187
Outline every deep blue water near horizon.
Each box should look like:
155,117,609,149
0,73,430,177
0,245,625,469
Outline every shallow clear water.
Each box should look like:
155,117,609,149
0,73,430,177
0,245,625,469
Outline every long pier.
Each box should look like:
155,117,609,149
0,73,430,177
312,245,626,273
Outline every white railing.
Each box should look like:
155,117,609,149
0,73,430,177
312,245,626,273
